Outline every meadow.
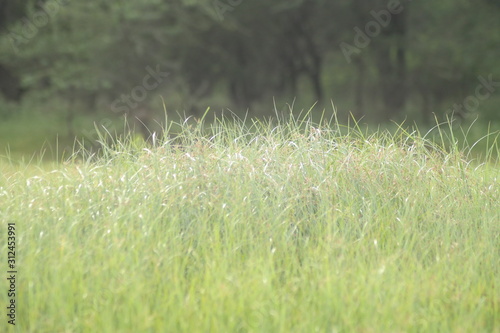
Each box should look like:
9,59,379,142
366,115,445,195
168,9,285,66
1,112,499,332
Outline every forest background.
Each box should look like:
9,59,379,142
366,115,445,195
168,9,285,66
0,0,499,158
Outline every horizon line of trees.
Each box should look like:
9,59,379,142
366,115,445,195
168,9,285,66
0,0,499,125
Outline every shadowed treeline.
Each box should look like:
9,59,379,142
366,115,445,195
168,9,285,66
0,0,499,152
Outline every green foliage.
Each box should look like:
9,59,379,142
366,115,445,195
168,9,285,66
0,0,499,143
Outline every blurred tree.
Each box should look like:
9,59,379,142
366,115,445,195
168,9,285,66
407,0,500,123
0,0,498,125
0,0,37,102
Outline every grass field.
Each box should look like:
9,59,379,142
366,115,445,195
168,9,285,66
1,113,499,332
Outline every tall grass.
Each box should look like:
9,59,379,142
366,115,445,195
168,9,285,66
1,113,499,332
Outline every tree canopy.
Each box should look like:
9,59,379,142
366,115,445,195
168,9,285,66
0,0,499,124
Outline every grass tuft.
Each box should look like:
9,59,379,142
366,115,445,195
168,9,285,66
1,114,498,332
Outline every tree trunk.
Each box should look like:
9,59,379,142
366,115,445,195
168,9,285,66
0,63,25,102
353,57,365,119
376,8,408,121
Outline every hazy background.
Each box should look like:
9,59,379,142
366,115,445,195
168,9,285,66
0,0,499,158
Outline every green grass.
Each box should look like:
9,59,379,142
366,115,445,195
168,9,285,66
1,113,499,332
0,108,127,162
